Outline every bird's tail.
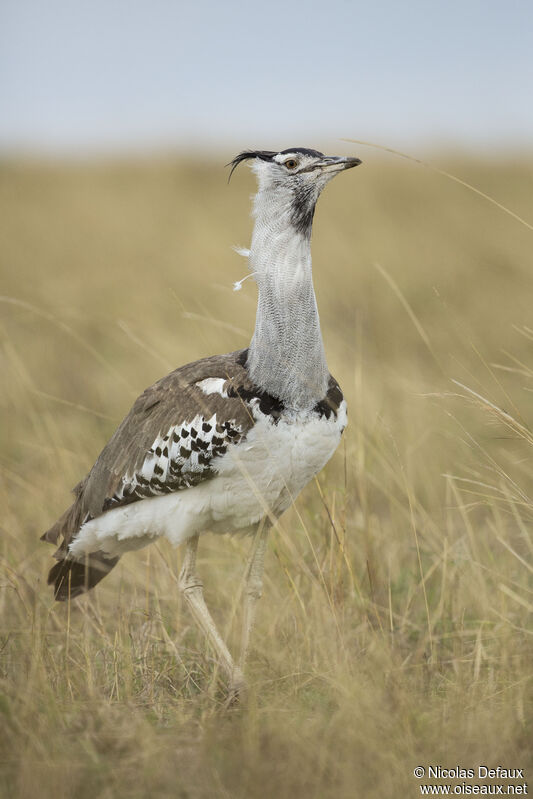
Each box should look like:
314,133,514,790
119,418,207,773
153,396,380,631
43,487,119,601
47,551,119,601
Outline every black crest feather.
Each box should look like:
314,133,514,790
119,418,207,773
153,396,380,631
227,150,277,181
280,147,324,157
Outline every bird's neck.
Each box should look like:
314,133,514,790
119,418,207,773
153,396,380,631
246,192,329,410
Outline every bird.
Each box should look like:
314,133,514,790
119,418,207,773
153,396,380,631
42,147,361,696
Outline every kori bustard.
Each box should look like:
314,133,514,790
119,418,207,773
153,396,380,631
43,147,361,696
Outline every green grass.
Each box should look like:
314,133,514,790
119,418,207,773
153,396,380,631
0,152,532,797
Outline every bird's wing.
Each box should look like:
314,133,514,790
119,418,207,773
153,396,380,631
42,349,259,554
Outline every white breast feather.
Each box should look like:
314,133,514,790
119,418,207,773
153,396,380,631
70,401,346,559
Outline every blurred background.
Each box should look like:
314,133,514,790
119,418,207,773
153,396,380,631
2,0,533,154
1,2,532,798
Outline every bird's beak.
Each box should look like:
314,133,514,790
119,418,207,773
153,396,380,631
328,155,362,169
300,155,362,174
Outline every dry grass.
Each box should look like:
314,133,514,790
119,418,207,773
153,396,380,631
0,152,532,798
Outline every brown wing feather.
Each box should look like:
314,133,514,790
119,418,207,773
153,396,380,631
82,350,255,514
43,349,256,599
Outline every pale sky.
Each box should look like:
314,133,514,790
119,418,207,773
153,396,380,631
1,0,532,153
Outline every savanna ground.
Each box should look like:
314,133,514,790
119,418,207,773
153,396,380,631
0,150,532,798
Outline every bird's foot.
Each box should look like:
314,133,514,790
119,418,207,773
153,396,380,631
225,667,247,708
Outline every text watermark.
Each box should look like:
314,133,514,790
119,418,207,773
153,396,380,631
413,766,528,795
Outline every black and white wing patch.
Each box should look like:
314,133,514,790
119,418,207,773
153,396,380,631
103,412,246,511
42,349,258,600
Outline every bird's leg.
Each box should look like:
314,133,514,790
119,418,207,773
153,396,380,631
237,519,270,676
179,533,244,693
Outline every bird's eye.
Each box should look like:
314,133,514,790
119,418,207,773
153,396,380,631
284,159,298,170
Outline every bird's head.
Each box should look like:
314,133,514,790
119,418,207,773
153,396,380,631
228,147,361,235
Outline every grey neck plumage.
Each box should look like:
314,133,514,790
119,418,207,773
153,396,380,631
246,182,329,411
